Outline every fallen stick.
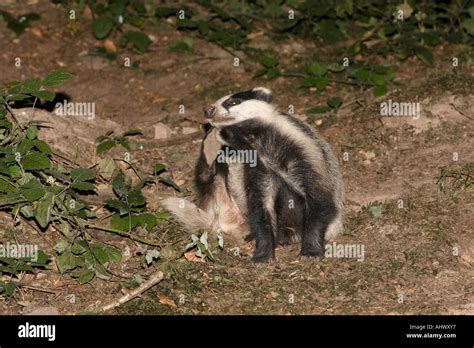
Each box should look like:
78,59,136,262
100,271,164,312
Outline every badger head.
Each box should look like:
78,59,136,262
203,87,274,127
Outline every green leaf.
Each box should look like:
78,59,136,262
93,17,114,39
34,192,54,228
35,250,49,265
43,68,71,86
301,76,317,88
71,241,87,255
370,73,388,86
135,213,157,232
369,204,382,218
111,213,135,231
155,6,177,18
54,239,70,254
33,140,51,154
153,163,166,175
91,243,110,264
30,90,55,101
253,68,267,79
104,245,122,262
96,140,116,154
76,268,95,284
468,6,474,18
22,153,51,171
266,68,281,80
462,18,474,36
373,85,388,97
4,282,16,296
17,138,34,154
97,157,115,180
307,62,328,76
26,125,38,140
354,69,370,80
327,97,343,109
314,77,329,91
128,188,145,207
70,168,95,182
414,46,433,66
9,165,21,178
94,262,110,280
71,181,96,192
122,31,151,53
7,93,29,101
105,198,130,215
261,56,278,68
22,79,41,94
112,171,128,198
0,177,16,193
327,63,345,72
20,178,45,202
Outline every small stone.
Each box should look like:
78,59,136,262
153,123,172,139
359,150,376,160
182,126,198,135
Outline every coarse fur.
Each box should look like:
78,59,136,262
163,87,345,263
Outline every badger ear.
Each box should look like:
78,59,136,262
253,87,272,103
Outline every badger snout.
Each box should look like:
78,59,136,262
204,104,216,119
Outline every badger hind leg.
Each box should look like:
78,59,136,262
162,197,213,233
300,194,337,258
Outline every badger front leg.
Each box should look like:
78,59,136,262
246,178,276,263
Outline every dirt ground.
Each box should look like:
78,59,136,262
0,1,472,315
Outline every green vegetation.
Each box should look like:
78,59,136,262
0,70,180,295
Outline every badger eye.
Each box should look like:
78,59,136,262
229,99,241,106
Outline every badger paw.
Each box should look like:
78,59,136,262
252,250,275,263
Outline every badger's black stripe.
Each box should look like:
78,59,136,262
279,112,333,170
222,89,272,110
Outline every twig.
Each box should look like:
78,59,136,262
280,72,306,78
100,270,164,312
450,102,474,121
23,285,58,294
85,223,162,247
5,104,24,130
0,198,27,206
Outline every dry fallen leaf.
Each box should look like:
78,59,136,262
30,27,43,37
184,250,206,263
158,294,177,308
103,39,117,53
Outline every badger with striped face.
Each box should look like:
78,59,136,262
163,87,344,263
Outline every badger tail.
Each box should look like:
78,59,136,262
162,197,213,233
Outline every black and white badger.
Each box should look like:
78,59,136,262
163,87,344,263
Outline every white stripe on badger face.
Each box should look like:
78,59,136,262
212,98,276,127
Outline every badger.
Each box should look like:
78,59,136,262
163,87,344,263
